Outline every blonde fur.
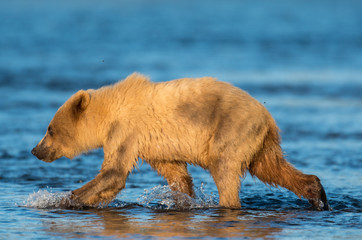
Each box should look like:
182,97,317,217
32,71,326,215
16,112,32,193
32,73,329,210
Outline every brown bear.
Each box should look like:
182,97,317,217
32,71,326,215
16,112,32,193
32,73,330,210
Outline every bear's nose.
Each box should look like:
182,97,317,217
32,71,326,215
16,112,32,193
31,147,37,156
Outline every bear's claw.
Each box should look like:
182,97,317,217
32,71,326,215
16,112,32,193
308,185,331,211
70,189,99,207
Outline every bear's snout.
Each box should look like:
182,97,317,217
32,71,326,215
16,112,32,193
31,144,57,162
31,147,36,156
31,145,45,160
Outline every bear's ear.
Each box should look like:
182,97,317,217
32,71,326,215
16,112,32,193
72,90,91,118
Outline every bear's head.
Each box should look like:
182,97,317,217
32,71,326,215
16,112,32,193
32,90,92,162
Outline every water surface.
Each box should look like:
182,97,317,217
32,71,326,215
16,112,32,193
0,0,361,239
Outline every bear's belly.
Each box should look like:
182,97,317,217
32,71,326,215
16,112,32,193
139,134,210,166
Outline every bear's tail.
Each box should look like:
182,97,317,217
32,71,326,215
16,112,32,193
248,121,330,210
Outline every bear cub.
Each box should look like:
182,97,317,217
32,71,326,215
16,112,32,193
32,73,330,210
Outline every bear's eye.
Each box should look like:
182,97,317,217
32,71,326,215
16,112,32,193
48,126,54,137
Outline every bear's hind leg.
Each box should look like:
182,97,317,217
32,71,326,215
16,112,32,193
249,156,330,210
209,160,242,208
148,161,195,198
248,129,330,210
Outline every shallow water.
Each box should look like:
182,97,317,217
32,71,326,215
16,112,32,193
1,0,362,239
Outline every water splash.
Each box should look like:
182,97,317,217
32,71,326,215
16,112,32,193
22,184,218,210
137,183,218,210
22,188,72,209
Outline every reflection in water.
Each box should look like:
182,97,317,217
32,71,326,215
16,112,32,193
25,187,286,238
40,207,291,239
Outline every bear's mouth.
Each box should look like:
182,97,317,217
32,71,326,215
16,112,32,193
39,151,59,163
40,158,57,163
31,147,58,163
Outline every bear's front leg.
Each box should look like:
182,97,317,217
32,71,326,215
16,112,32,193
148,160,195,197
69,137,139,207
70,169,127,207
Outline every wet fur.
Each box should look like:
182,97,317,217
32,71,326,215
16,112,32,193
32,73,329,210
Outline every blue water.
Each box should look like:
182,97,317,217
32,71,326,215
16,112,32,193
1,0,362,239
